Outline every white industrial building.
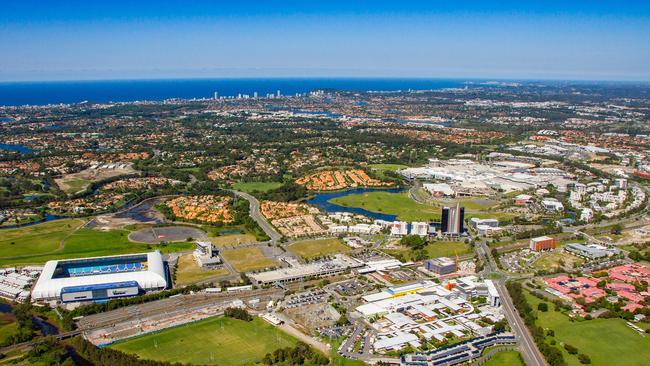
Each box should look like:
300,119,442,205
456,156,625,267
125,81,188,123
564,243,611,260
358,278,505,354
542,198,564,212
31,251,167,303
469,218,502,236
422,183,455,197
248,254,362,286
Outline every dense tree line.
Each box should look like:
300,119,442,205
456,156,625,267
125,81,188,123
223,307,252,321
27,336,73,366
259,182,307,202
400,235,427,250
511,225,562,240
261,342,329,365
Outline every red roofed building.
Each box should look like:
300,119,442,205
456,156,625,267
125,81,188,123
607,282,636,292
623,303,644,313
529,236,557,252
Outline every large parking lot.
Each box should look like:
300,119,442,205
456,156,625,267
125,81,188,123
332,279,372,296
284,289,328,308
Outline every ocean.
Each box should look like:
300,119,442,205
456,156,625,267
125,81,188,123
0,78,468,106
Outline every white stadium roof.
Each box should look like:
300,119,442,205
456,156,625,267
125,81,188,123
31,251,167,300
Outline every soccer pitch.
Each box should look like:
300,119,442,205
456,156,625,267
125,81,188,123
110,316,297,366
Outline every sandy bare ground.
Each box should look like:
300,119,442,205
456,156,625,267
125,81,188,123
129,226,209,244
55,165,138,193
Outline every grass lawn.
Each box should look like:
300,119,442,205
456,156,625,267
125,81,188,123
483,350,525,366
531,250,584,271
210,233,258,248
424,241,472,258
232,181,283,193
58,177,91,194
177,167,201,173
523,288,650,366
175,254,229,285
385,241,471,261
368,164,407,171
221,247,277,272
0,219,86,260
368,164,407,179
0,224,194,266
288,238,350,259
110,316,297,366
330,191,440,221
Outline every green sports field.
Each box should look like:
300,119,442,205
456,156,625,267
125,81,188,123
482,350,525,366
232,181,283,193
110,316,297,366
524,289,650,366
288,238,350,259
0,221,193,265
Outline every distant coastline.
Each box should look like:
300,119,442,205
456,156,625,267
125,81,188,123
0,78,472,106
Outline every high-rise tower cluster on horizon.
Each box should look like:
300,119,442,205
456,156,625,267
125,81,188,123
441,203,464,235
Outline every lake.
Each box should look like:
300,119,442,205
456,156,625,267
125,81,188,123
306,187,405,221
0,143,33,154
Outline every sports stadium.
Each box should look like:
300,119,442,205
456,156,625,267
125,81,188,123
31,251,168,303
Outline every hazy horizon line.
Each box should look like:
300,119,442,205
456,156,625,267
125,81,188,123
2,75,650,84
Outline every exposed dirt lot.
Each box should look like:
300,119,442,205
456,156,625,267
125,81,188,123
129,226,208,244
55,165,138,193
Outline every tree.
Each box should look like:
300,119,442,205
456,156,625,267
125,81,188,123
538,302,549,312
578,354,591,364
564,343,578,355
610,223,623,235
400,235,427,251
492,319,507,332
224,307,253,321
547,329,555,337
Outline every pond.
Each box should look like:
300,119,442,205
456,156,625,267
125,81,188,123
306,187,405,222
0,143,33,154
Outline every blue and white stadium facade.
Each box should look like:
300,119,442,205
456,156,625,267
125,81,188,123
31,251,167,303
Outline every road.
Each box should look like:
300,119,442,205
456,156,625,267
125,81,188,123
477,241,547,366
231,190,282,243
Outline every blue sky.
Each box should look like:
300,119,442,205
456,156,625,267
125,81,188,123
1,1,649,81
